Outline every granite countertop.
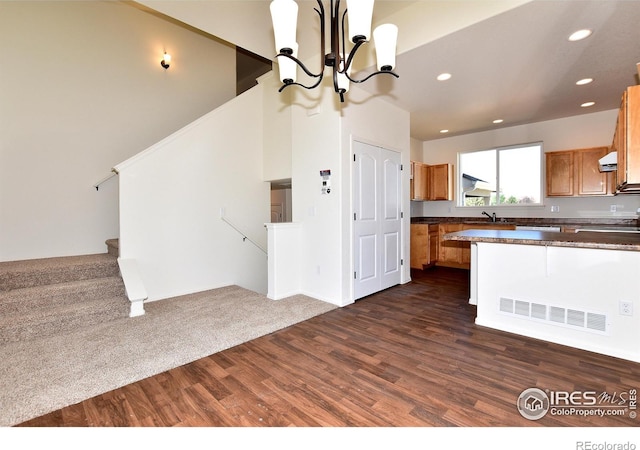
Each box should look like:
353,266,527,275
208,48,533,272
444,229,640,252
411,216,640,229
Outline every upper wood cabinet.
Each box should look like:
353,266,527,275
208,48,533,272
546,147,614,197
410,161,429,200
410,162,453,201
428,163,454,201
612,85,640,192
546,151,574,196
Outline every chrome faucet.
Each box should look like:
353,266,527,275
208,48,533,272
482,211,497,222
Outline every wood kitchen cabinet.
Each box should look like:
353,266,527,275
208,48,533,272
546,147,614,197
410,162,429,200
410,224,439,269
612,85,640,192
410,162,453,201
428,164,454,201
437,224,465,268
437,223,515,269
577,147,615,195
546,151,574,196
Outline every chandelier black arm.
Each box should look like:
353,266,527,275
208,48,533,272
340,6,348,69
345,69,399,84
341,39,364,74
315,0,326,73
278,76,325,93
275,52,323,79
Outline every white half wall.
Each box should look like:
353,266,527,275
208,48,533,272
475,242,640,363
116,88,269,301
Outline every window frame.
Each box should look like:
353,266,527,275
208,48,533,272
456,141,544,208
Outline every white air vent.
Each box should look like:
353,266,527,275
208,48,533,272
587,312,607,332
550,306,566,324
499,297,608,334
567,309,585,327
531,303,547,320
500,297,514,314
515,300,530,316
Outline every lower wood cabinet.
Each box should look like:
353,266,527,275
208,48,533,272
412,222,516,271
437,223,515,269
410,224,439,269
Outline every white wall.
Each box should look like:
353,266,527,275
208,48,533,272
272,80,411,306
289,84,344,304
116,88,269,301
475,242,640,363
261,72,293,182
414,109,640,219
342,90,412,299
0,1,236,262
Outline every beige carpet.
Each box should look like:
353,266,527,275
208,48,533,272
0,285,336,426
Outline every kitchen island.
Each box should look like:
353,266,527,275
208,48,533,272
444,229,640,363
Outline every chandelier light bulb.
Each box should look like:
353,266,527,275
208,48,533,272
270,0,298,53
336,53,352,93
346,0,374,43
373,24,398,71
277,42,298,84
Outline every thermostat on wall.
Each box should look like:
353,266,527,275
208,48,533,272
320,169,331,194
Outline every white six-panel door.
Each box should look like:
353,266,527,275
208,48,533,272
353,141,402,300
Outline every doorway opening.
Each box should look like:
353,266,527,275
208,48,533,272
270,179,292,223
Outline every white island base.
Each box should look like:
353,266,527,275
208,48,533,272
470,242,640,363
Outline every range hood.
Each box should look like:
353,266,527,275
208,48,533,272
598,151,617,172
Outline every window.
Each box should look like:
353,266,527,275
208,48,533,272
458,142,542,207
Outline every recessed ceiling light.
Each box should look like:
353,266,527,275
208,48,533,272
437,73,452,81
440,129,449,134
569,29,592,41
581,101,595,107
576,78,593,85
493,119,504,124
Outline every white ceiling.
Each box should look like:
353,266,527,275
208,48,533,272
139,0,640,142
356,0,640,141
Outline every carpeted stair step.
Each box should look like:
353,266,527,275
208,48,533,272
0,250,130,343
0,276,126,316
0,253,119,292
106,239,119,257
0,293,130,343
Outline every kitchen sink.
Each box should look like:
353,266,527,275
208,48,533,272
515,225,561,232
574,226,640,233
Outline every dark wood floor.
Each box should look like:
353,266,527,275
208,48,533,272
18,267,640,427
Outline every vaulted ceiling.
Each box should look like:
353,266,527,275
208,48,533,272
137,1,640,141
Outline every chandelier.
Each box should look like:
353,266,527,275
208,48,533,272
269,0,399,102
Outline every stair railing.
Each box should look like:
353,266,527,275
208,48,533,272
221,216,267,254
93,168,119,191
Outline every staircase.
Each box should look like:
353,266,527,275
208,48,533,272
0,241,130,343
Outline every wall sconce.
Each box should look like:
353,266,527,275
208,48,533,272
160,52,171,69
